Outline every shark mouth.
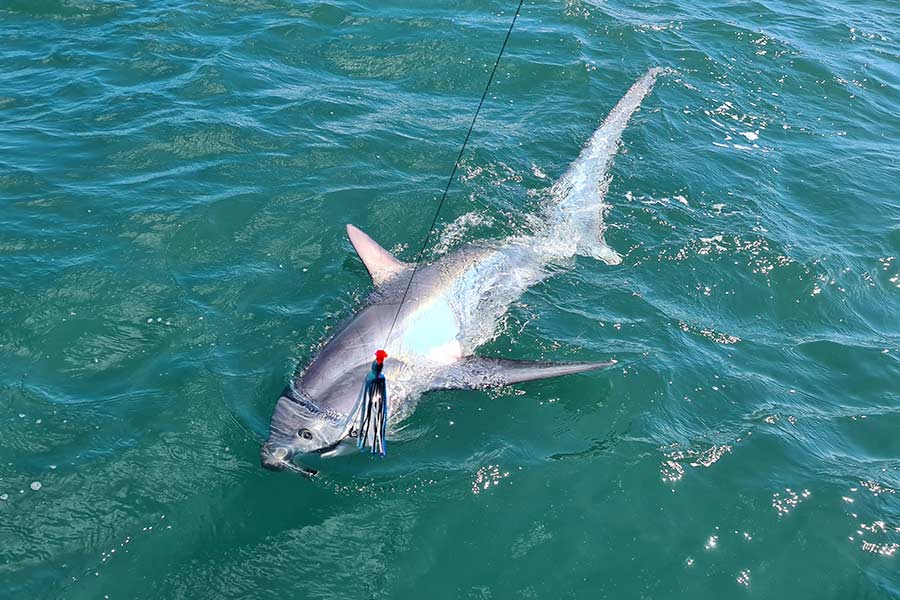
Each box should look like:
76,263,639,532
260,446,319,477
314,439,345,457
283,461,319,477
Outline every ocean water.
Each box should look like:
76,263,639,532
1,0,899,597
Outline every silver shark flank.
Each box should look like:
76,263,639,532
261,68,662,472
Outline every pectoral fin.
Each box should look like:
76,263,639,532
346,224,409,286
435,356,617,390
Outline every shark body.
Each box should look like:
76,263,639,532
261,69,661,472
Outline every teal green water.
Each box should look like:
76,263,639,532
2,0,899,597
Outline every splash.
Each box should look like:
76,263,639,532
432,212,495,256
542,67,663,265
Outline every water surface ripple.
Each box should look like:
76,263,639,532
1,0,899,597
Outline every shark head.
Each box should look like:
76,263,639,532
260,386,347,473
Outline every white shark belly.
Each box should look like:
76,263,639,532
394,292,462,365
391,245,543,367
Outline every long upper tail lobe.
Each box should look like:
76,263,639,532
546,68,663,265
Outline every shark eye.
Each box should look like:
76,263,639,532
298,428,313,440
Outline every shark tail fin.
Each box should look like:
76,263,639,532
577,238,622,265
436,357,617,390
555,68,665,267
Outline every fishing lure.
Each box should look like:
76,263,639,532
356,349,389,455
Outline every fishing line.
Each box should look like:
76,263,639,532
382,0,525,348
349,0,525,456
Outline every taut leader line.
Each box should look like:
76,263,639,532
356,0,526,455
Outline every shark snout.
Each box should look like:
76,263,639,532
260,443,320,476
260,443,293,471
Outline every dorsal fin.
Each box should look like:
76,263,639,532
346,224,408,286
